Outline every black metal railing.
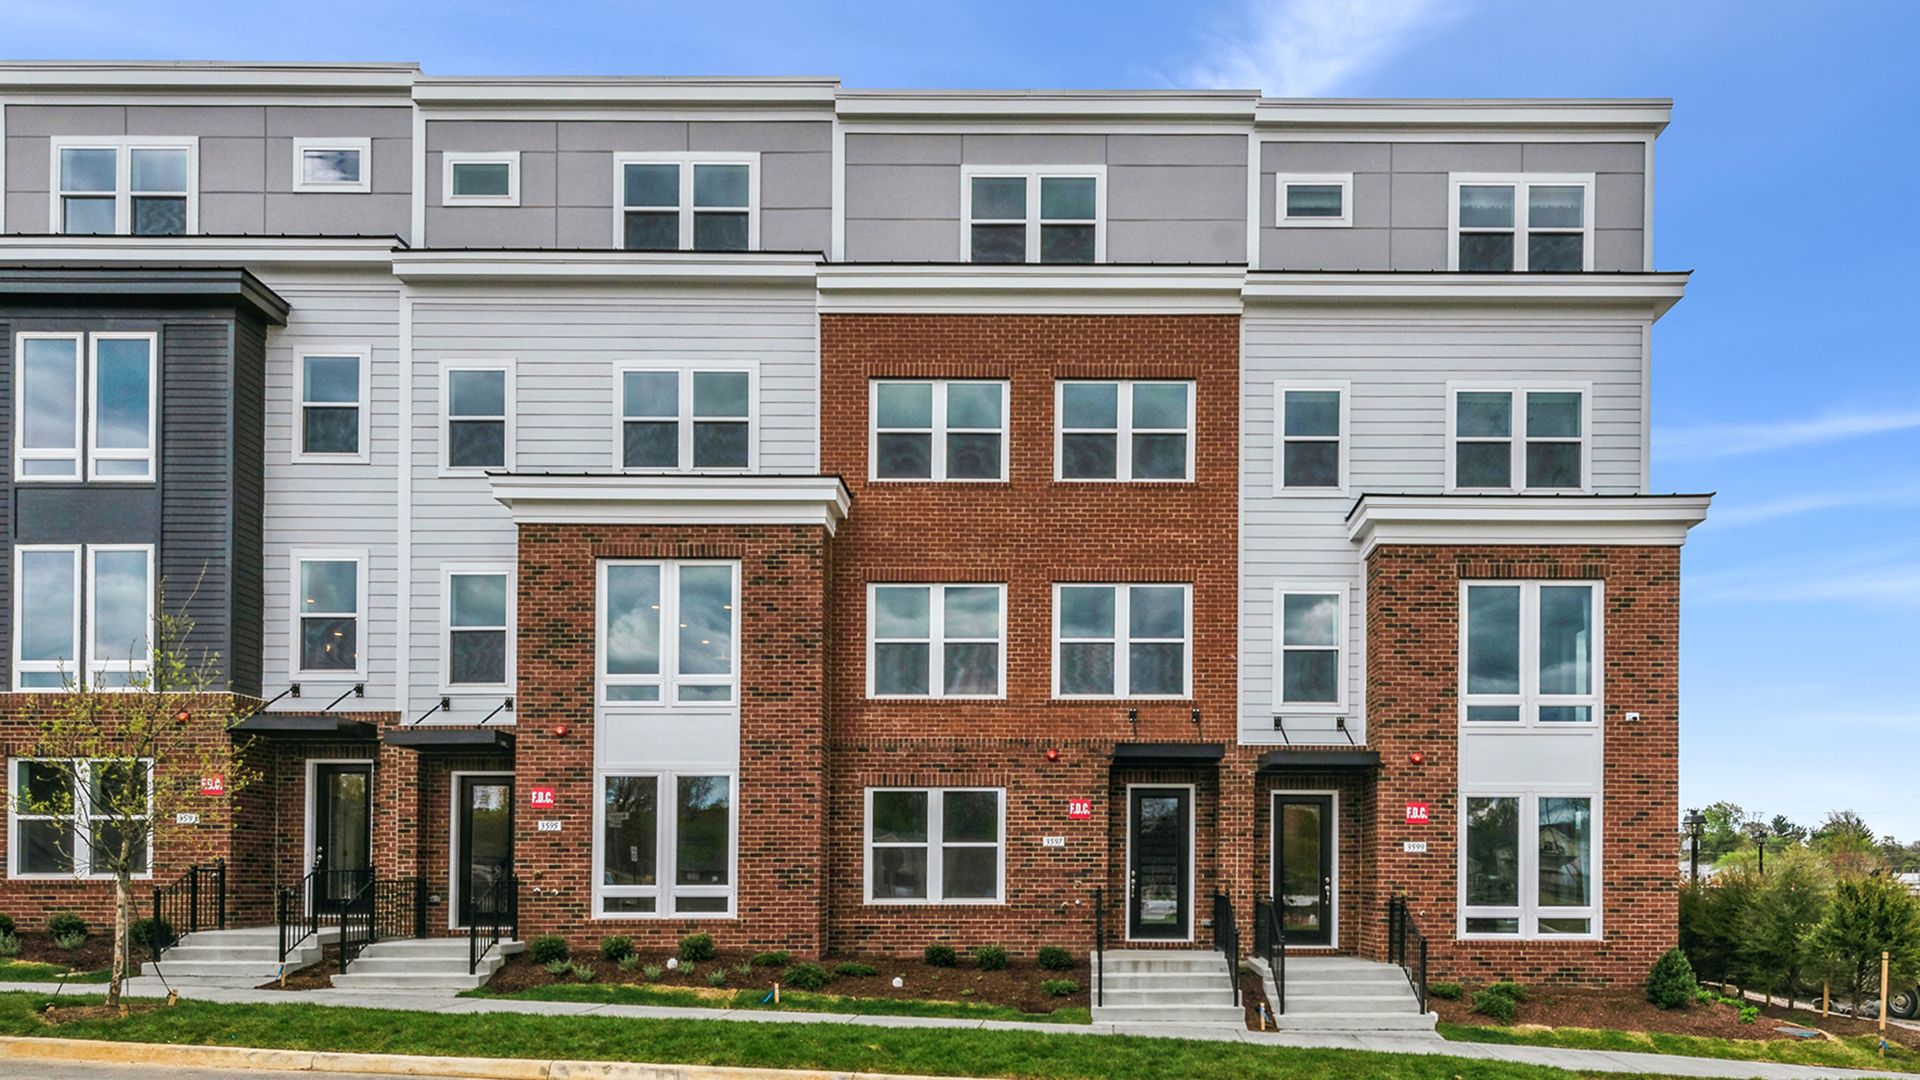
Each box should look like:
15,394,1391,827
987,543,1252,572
1212,890,1241,1008
1254,894,1286,1015
278,866,374,962
337,875,428,974
1092,886,1106,1007
1387,894,1430,1014
148,859,227,960
469,870,519,974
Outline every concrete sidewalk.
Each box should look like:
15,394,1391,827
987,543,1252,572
0,979,1908,1079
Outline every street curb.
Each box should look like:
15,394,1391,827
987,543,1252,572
0,1035,953,1079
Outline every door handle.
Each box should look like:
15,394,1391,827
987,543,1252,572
1323,876,1333,902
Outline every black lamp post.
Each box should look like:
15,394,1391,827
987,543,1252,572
1684,811,1706,880
1747,822,1770,875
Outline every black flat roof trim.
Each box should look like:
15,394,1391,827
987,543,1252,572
381,728,515,752
1257,749,1382,772
0,266,290,324
1109,742,1226,763
230,713,377,738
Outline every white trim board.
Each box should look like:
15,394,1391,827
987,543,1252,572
1346,494,1711,555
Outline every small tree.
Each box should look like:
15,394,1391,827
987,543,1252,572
18,592,255,1007
1680,864,1758,988
1738,846,1830,1000
1646,946,1699,1009
1808,871,1920,1011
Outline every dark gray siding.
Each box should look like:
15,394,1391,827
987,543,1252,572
159,318,240,683
230,313,267,697
0,323,9,679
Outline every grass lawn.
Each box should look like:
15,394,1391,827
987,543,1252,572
0,991,1667,1080
463,979,1092,1024
1441,1020,1920,1075
0,960,111,983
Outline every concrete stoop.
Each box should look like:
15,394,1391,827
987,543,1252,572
330,936,524,992
132,925,337,988
1252,953,1439,1035
1091,949,1245,1028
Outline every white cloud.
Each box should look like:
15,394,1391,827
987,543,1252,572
1656,408,1920,462
1181,0,1464,97
1691,560,1920,605
1706,484,1920,527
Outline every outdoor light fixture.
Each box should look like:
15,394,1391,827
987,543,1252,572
1190,708,1201,726
552,724,570,737
1684,810,1707,881
1045,748,1059,762
1126,708,1138,726
1408,751,1424,765
175,708,191,724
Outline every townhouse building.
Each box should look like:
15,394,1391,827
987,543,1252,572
0,62,1707,1007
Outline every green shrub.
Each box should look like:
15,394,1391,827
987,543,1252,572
0,914,15,936
1470,988,1516,1022
570,961,597,982
46,912,88,939
783,962,832,991
542,959,572,977
1694,987,1716,1005
751,950,791,968
129,917,175,949
833,961,877,977
1485,980,1529,1002
678,933,716,962
1035,945,1074,971
733,961,754,978
680,964,697,979
923,943,957,968
1646,946,1699,1009
1040,978,1079,998
616,954,640,972
641,964,663,981
1427,981,1462,1000
974,945,1008,971
54,932,86,951
599,935,633,962
528,935,569,964
0,932,19,958
706,968,728,987
1738,1004,1759,1024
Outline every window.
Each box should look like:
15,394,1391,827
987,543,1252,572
1449,387,1587,492
1451,175,1594,272
868,584,1005,698
85,546,154,690
1276,385,1346,492
445,569,511,689
294,554,365,678
443,152,520,206
291,138,371,194
962,167,1103,264
869,380,1007,482
442,364,513,472
1054,583,1190,699
1057,380,1193,482
617,154,758,252
1463,793,1596,938
9,758,153,878
1461,581,1600,725
598,560,737,706
598,772,734,917
10,544,152,693
297,353,369,461
1275,585,1345,711
1276,173,1352,227
618,367,754,472
14,331,155,484
12,546,80,691
87,333,156,481
15,333,82,481
866,788,1004,904
52,138,195,236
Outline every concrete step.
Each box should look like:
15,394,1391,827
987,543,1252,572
1099,988,1240,1008
1091,1003,1246,1026
341,955,501,975
331,971,489,991
1282,969,1412,987
1266,1010,1438,1034
1098,972,1234,991
1281,993,1420,1015
1101,955,1231,974
352,938,522,959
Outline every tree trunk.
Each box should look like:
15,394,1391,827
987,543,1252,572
108,873,131,1007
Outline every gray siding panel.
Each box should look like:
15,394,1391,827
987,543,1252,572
0,325,9,682
160,320,241,678
231,314,268,697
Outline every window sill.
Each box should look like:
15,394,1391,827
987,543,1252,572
1051,478,1197,487
866,694,1007,704
866,478,1012,487
863,899,1006,908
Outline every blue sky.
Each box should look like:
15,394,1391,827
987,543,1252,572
6,0,1917,837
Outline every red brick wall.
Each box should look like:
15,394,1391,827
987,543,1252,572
1362,543,1682,986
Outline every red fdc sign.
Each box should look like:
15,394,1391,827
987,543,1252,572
199,775,225,797
1067,799,1093,820
1405,802,1431,824
529,786,556,809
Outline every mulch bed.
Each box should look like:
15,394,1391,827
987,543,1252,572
36,1002,167,1024
256,946,341,991
486,950,1091,1015
1434,983,1920,1048
1240,969,1272,1030
10,932,115,971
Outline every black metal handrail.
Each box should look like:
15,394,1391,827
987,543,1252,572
1388,894,1430,1014
149,859,226,960
1092,886,1106,1007
469,870,519,975
1212,890,1241,1008
338,875,428,974
1254,895,1286,1014
337,876,376,973
278,866,374,962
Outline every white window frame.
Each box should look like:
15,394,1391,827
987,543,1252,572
11,544,81,692
593,770,739,919
293,350,373,465
1275,173,1353,228
84,544,155,690
596,559,740,709
1274,382,1349,495
612,152,761,252
86,331,158,483
1055,380,1196,483
960,165,1107,264
12,331,84,483
1273,582,1348,715
441,564,514,694
1447,174,1596,272
1445,383,1592,494
868,379,1009,483
441,151,520,207
7,757,155,880
289,549,369,682
863,787,1007,906
1459,580,1603,729
612,362,759,474
1052,582,1193,700
439,360,516,475
1458,791,1601,941
48,136,199,236
865,583,1007,700
291,137,373,194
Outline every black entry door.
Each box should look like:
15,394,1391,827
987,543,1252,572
1128,787,1192,940
1274,794,1334,946
312,763,372,912
457,776,514,925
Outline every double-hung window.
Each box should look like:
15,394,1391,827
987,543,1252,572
88,334,157,481
1275,173,1353,227
1057,380,1193,482
293,553,365,679
870,380,1007,481
1275,585,1345,712
9,758,153,878
618,154,757,252
10,544,153,692
15,332,155,483
1451,175,1594,272
1054,583,1190,699
963,167,1103,264
53,138,195,236
86,546,155,689
1463,793,1597,938
868,584,1004,698
866,788,1004,904
291,138,372,194
13,546,80,691
16,333,82,480
1449,387,1587,492
443,152,519,206
443,364,513,472
297,353,368,461
1461,581,1601,725
599,560,737,706
598,772,734,917
445,568,512,690
619,367,753,472
1276,385,1346,493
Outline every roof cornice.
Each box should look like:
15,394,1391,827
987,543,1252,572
391,249,821,285
0,234,402,270
836,88,1260,124
0,265,290,325
0,60,418,96
818,264,1247,314
490,474,851,535
1243,271,1690,320
413,76,838,109
1255,98,1672,134
1346,493,1712,555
